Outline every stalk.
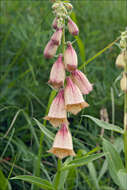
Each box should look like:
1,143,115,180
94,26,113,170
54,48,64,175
124,50,127,172
55,19,65,190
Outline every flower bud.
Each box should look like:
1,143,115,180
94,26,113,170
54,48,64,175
44,89,68,127
68,17,79,36
115,52,125,68
64,42,78,71
48,54,65,89
71,70,93,95
52,17,58,29
48,123,75,159
64,3,73,10
120,72,127,92
64,77,89,115
51,28,63,45
44,40,58,59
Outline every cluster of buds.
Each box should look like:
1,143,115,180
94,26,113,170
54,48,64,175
115,29,127,93
43,1,92,159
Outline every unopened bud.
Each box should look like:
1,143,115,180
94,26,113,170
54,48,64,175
64,42,78,71
44,40,58,59
68,17,79,36
51,28,63,45
115,52,125,68
52,2,60,10
120,72,127,92
64,3,73,10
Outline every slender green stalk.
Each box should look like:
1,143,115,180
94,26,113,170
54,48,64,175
55,159,62,190
124,51,127,172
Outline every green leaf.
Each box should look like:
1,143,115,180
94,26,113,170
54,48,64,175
102,138,124,188
100,186,115,190
117,169,127,190
0,170,11,190
60,153,104,171
34,118,55,140
84,115,124,134
11,175,54,190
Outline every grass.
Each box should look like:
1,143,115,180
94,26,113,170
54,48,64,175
0,0,126,189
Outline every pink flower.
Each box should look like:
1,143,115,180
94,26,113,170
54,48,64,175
64,77,89,115
52,17,58,29
44,40,58,59
48,54,65,89
44,89,68,127
71,70,93,95
51,28,63,46
48,123,75,159
68,17,79,36
64,42,78,71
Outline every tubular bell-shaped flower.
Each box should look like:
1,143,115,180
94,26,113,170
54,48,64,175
64,42,78,71
64,77,89,115
48,54,65,89
44,40,58,59
67,17,79,36
48,123,75,159
71,69,93,95
44,89,68,127
51,28,63,45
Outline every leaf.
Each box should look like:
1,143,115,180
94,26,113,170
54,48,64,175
102,138,124,188
88,162,100,190
0,170,11,190
11,175,54,190
34,118,55,140
83,115,123,134
117,169,127,190
60,153,104,171
100,186,115,190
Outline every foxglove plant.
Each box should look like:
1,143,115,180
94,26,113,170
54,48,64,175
43,0,92,159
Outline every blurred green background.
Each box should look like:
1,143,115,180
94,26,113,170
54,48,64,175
0,0,126,189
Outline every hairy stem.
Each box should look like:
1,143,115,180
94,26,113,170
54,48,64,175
124,50,127,172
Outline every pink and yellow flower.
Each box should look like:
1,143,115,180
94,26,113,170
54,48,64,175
48,54,65,89
51,28,63,46
64,42,78,71
68,17,79,36
44,89,68,127
44,40,58,59
48,123,75,159
64,77,89,115
71,69,93,95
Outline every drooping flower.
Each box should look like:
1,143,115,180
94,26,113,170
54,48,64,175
64,42,78,71
48,54,65,89
44,40,58,59
71,69,93,95
67,17,79,36
51,28,63,45
48,123,75,159
44,89,68,127
120,72,127,92
52,17,58,29
64,77,89,115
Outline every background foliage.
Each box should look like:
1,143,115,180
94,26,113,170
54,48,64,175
0,0,126,189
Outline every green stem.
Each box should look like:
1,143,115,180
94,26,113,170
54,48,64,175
124,50,127,172
55,159,62,190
